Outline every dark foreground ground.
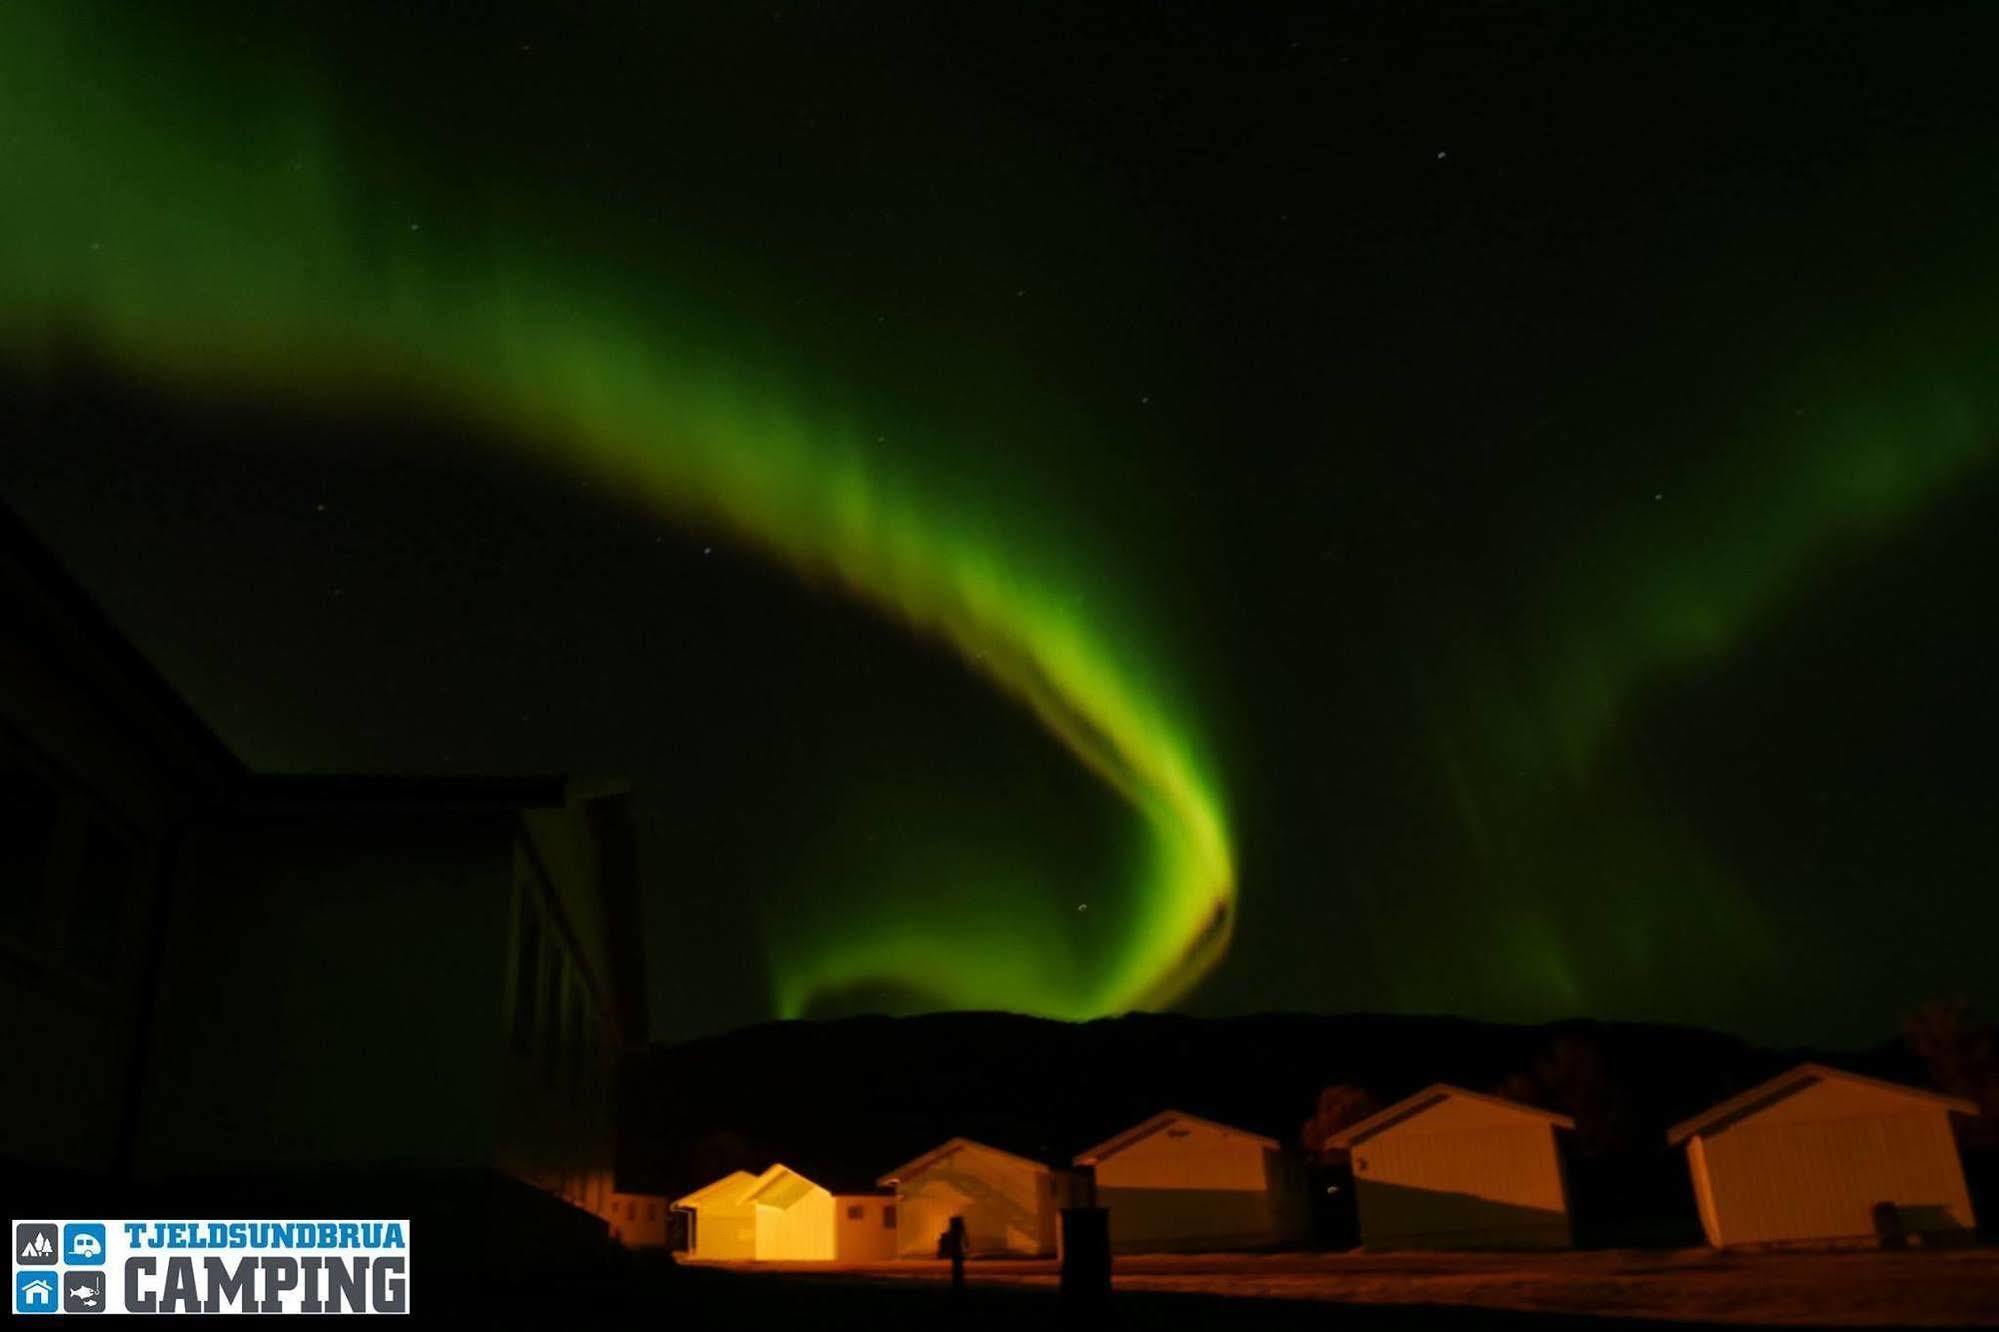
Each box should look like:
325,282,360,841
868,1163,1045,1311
438,1247,1999,1329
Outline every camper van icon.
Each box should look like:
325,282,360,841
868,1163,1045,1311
65,1224,106,1263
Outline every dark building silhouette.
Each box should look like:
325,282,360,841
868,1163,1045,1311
0,500,648,1273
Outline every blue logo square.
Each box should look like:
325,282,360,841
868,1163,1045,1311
15,1269,60,1315
64,1222,107,1265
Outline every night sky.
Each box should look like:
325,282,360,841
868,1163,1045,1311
3,2,1995,1047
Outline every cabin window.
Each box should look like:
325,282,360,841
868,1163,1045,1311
882,1205,896,1228
846,1204,864,1220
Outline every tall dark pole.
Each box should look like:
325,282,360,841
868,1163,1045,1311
1059,1206,1111,1308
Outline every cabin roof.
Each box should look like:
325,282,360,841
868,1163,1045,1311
1666,1063,1980,1145
742,1163,825,1210
1327,1083,1575,1149
1073,1108,1279,1165
877,1136,1055,1186
672,1169,761,1209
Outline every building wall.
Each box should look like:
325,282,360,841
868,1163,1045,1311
137,813,512,1173
539,1169,665,1247
1688,1136,1722,1242
1692,1082,1975,1246
833,1195,898,1262
603,1189,670,1248
685,1201,756,1260
518,804,616,1016
895,1143,1056,1257
1351,1102,1570,1249
0,720,173,1174
1094,1121,1282,1251
755,1187,836,1260
495,832,618,1196
676,1172,761,1260
0,542,227,1178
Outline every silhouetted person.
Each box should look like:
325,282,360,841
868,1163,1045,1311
943,1216,967,1293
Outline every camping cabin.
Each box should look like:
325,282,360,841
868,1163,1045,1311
745,1164,838,1260
673,1170,760,1260
675,1165,898,1262
1074,1109,1296,1252
1328,1084,1575,1250
879,1137,1084,1257
1669,1063,1978,1249
747,1164,896,1260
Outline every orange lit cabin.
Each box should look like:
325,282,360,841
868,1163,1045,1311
879,1137,1087,1258
1073,1109,1304,1252
673,1170,760,1261
1328,1084,1575,1250
1669,1063,1978,1249
675,1164,896,1262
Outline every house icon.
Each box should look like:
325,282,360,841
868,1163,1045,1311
18,1275,55,1309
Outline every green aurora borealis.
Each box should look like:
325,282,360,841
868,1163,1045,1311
0,3,1232,1020
1401,299,1998,1011
4,4,1997,1043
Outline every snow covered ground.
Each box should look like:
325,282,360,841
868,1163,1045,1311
689,1246,1999,1326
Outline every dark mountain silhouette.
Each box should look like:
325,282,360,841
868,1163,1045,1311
617,1009,1966,1243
